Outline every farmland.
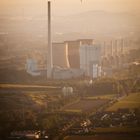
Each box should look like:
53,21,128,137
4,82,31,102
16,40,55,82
0,80,139,139
63,92,140,140
61,98,109,113
0,83,63,111
106,93,140,111
85,94,116,100
64,135,140,140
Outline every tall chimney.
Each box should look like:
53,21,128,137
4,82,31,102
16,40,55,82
47,1,53,79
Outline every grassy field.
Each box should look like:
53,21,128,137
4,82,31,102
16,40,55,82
62,99,109,113
0,83,60,89
0,82,63,111
86,94,116,100
0,89,61,111
95,127,140,133
106,93,140,111
0,92,48,110
64,134,140,140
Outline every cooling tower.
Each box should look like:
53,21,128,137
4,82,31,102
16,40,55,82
78,39,94,46
65,39,94,69
65,41,80,68
52,43,70,68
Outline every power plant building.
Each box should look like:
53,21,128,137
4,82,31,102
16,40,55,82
65,39,94,69
52,39,95,79
80,44,102,77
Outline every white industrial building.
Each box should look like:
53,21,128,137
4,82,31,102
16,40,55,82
26,59,41,76
51,39,95,79
25,39,114,79
80,44,102,78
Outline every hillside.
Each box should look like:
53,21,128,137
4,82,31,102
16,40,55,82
0,11,140,42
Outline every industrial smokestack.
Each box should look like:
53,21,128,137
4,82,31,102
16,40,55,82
47,1,53,79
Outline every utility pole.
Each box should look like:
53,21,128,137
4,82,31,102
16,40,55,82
111,40,113,56
121,39,124,54
115,40,118,56
103,41,106,57
47,0,53,79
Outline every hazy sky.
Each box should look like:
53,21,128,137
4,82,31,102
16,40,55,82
0,0,140,16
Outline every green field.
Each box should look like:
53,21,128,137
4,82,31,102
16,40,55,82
64,134,140,140
0,90,61,111
86,94,116,100
0,83,60,89
95,127,140,133
62,99,109,113
106,93,140,111
0,92,48,110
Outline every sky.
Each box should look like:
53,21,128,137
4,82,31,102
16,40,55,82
0,0,140,16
